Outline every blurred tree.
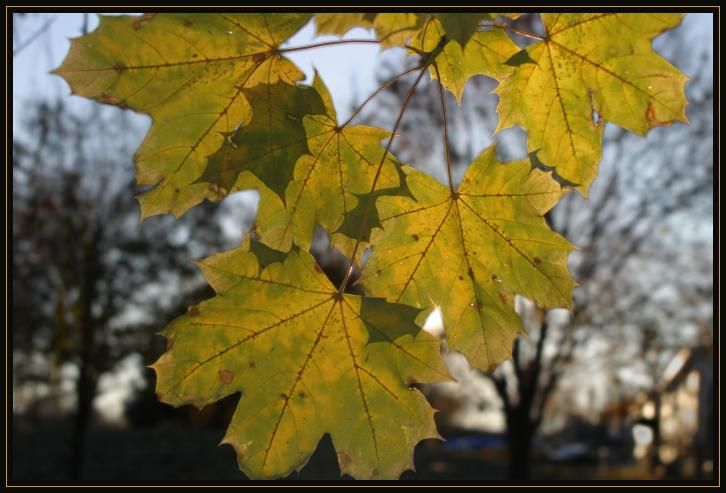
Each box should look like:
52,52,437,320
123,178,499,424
12,99,227,479
355,14,713,480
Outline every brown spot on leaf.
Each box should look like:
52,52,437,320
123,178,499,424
645,102,673,127
166,337,174,351
491,274,501,282
253,53,268,64
99,93,127,109
112,62,127,73
249,361,256,369
458,275,464,281
218,370,234,384
499,292,508,302
533,256,542,265
184,19,194,27
298,391,306,399
280,393,288,400
412,234,419,241
132,13,155,31
405,376,418,388
337,451,351,470
186,305,200,316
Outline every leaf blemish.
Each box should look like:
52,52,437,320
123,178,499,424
132,13,155,31
218,370,234,384
186,304,200,316
99,93,127,109
646,102,672,127
337,451,352,469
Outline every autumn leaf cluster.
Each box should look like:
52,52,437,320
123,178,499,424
54,12,687,479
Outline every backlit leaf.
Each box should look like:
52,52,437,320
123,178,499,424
52,13,311,218
198,80,326,198
361,146,575,370
251,74,410,257
413,15,520,102
315,13,376,36
152,239,448,479
495,13,688,194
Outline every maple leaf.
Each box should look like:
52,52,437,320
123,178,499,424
413,15,520,102
250,74,411,258
52,13,312,218
314,13,519,102
495,13,688,194
361,146,575,371
151,237,448,480
434,13,483,47
314,13,377,37
372,14,427,47
198,80,326,198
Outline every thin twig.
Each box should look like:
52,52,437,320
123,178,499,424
336,66,429,294
336,36,449,294
278,38,380,54
484,22,546,41
432,62,455,194
13,15,56,57
342,64,423,128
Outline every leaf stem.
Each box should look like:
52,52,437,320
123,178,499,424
432,62,455,194
336,35,449,295
341,64,423,128
278,38,381,54
485,22,546,41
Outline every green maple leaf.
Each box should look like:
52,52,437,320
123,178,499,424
198,80,326,198
250,74,410,258
361,146,575,371
52,13,312,218
496,13,688,194
434,13,483,47
151,237,448,480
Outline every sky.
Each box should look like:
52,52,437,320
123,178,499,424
12,12,714,427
